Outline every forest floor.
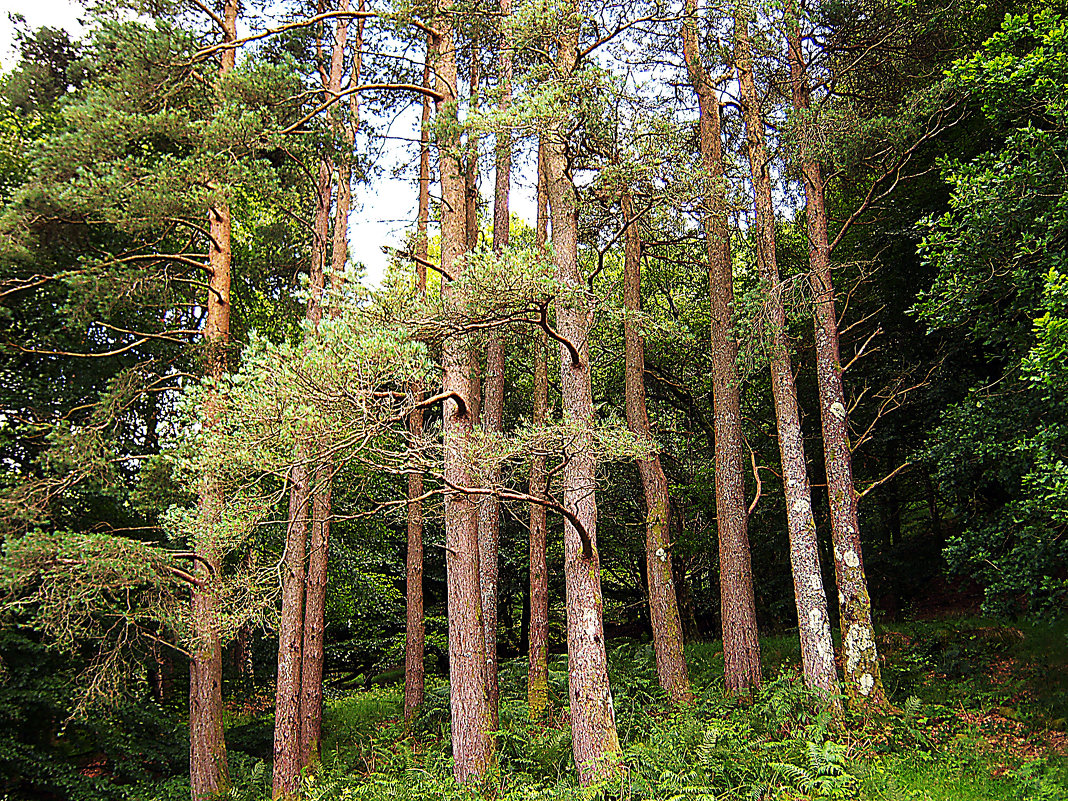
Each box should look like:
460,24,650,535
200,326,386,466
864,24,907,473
219,617,1068,800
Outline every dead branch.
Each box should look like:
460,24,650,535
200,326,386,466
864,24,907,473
857,461,910,500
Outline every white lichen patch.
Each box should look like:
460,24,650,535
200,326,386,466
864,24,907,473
842,549,860,568
859,673,875,696
830,401,847,420
584,608,599,640
792,499,807,515
844,624,875,675
808,608,821,632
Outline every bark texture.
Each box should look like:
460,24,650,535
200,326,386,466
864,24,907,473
785,7,886,709
734,4,841,711
274,66,337,793
479,0,512,730
621,193,692,705
527,141,550,723
436,4,495,783
404,38,434,725
546,10,622,782
298,5,355,767
190,4,236,796
681,0,762,694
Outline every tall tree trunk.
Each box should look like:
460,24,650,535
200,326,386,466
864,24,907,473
300,467,332,765
621,192,692,705
435,3,495,784
404,35,434,726
190,3,237,797
274,70,336,798
527,140,550,724
479,0,512,732
681,0,762,694
299,3,358,765
785,4,886,709
545,8,622,782
734,4,841,712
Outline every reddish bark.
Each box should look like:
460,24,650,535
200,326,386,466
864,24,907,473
785,6,886,709
436,3,495,783
734,5,841,712
274,79,335,796
621,192,692,705
272,461,310,799
299,468,331,766
404,37,434,725
527,141,550,723
545,9,622,781
680,0,762,694
299,5,356,767
190,4,236,797
478,0,512,730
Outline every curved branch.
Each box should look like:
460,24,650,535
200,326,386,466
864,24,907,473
538,302,581,367
414,390,468,419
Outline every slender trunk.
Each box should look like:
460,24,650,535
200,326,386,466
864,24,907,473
190,4,236,797
528,140,550,724
681,0,762,694
545,10,622,781
404,36,434,725
734,4,841,712
151,638,175,703
299,467,331,765
478,0,513,731
466,52,482,430
785,5,886,709
621,192,692,705
274,77,335,799
466,49,480,252
435,5,495,783
299,4,358,766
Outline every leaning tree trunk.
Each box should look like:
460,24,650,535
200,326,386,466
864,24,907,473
190,3,237,797
545,7,622,781
680,0,761,693
479,0,512,732
734,3,841,713
436,2,495,784
621,192,692,705
785,5,886,709
404,35,434,725
527,140,550,723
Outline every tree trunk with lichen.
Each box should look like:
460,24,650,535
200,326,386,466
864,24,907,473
436,2,495,783
527,140,550,724
621,192,693,706
785,3,886,709
735,3,841,713
545,8,622,781
681,0,762,694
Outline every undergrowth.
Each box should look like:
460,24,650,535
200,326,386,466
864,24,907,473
136,619,1068,801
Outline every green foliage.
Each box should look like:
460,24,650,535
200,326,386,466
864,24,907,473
917,6,1068,615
